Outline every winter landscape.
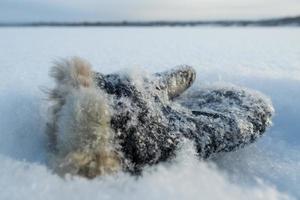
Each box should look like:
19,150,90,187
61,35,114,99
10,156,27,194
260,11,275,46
0,27,299,199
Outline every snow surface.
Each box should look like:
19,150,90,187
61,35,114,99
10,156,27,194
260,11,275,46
0,27,299,200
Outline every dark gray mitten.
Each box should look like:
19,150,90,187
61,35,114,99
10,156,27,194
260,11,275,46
94,65,274,172
46,57,274,178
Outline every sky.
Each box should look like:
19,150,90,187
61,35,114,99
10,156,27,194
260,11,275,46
0,0,300,22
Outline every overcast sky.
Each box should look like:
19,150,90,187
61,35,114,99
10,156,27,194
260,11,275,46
1,0,300,22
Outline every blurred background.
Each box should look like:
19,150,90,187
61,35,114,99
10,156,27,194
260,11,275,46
1,0,300,23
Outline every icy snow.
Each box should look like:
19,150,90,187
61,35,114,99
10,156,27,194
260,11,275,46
0,27,299,200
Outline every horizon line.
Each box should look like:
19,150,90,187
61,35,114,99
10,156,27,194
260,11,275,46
1,15,299,27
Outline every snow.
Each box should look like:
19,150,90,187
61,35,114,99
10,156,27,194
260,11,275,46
0,27,299,200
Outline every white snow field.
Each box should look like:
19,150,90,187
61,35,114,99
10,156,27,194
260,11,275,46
0,27,299,200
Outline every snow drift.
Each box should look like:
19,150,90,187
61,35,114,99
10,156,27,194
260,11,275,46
0,27,299,200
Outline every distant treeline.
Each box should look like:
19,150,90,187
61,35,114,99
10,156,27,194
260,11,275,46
1,16,299,27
